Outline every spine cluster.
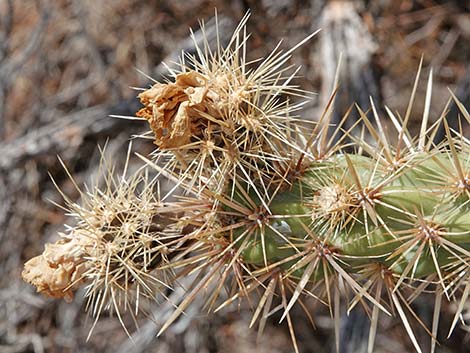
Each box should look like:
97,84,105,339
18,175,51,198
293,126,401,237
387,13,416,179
22,15,469,353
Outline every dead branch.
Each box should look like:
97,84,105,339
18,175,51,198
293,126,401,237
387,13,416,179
319,1,382,133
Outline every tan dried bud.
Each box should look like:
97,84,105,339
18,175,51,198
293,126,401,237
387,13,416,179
136,71,208,149
22,236,90,302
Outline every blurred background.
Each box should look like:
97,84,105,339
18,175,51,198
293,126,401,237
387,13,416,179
0,0,469,352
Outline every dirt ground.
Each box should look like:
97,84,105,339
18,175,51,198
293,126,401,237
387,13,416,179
0,1,469,353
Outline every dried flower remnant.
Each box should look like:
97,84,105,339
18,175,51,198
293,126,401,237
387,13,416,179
22,235,91,302
136,69,253,150
137,71,209,149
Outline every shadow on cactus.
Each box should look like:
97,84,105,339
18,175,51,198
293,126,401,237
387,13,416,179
22,13,469,353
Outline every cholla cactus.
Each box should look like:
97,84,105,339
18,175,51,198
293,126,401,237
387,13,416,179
22,14,469,353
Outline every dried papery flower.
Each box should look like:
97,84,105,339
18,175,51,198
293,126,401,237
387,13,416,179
137,71,208,149
22,235,91,302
